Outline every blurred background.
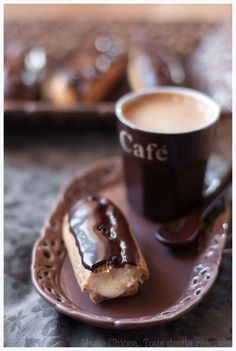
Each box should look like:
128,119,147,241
4,4,232,122
4,4,232,347
4,4,232,22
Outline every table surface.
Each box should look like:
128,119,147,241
4,116,232,347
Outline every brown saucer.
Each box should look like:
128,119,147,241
31,157,229,329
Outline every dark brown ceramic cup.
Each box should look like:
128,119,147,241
115,87,220,222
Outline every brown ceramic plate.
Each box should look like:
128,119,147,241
31,157,229,329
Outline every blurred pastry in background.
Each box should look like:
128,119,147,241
127,42,185,92
42,42,127,106
4,46,46,100
4,21,229,107
4,29,127,106
187,25,232,116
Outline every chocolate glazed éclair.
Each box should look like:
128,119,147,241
69,195,139,271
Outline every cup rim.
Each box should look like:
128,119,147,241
115,87,220,135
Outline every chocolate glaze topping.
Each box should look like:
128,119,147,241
68,195,139,271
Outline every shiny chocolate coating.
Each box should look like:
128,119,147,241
69,195,139,271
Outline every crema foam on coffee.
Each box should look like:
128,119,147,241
123,93,214,134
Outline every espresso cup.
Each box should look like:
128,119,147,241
115,87,220,222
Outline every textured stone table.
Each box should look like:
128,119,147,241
4,120,232,347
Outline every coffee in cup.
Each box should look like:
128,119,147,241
116,87,220,222
123,92,214,134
